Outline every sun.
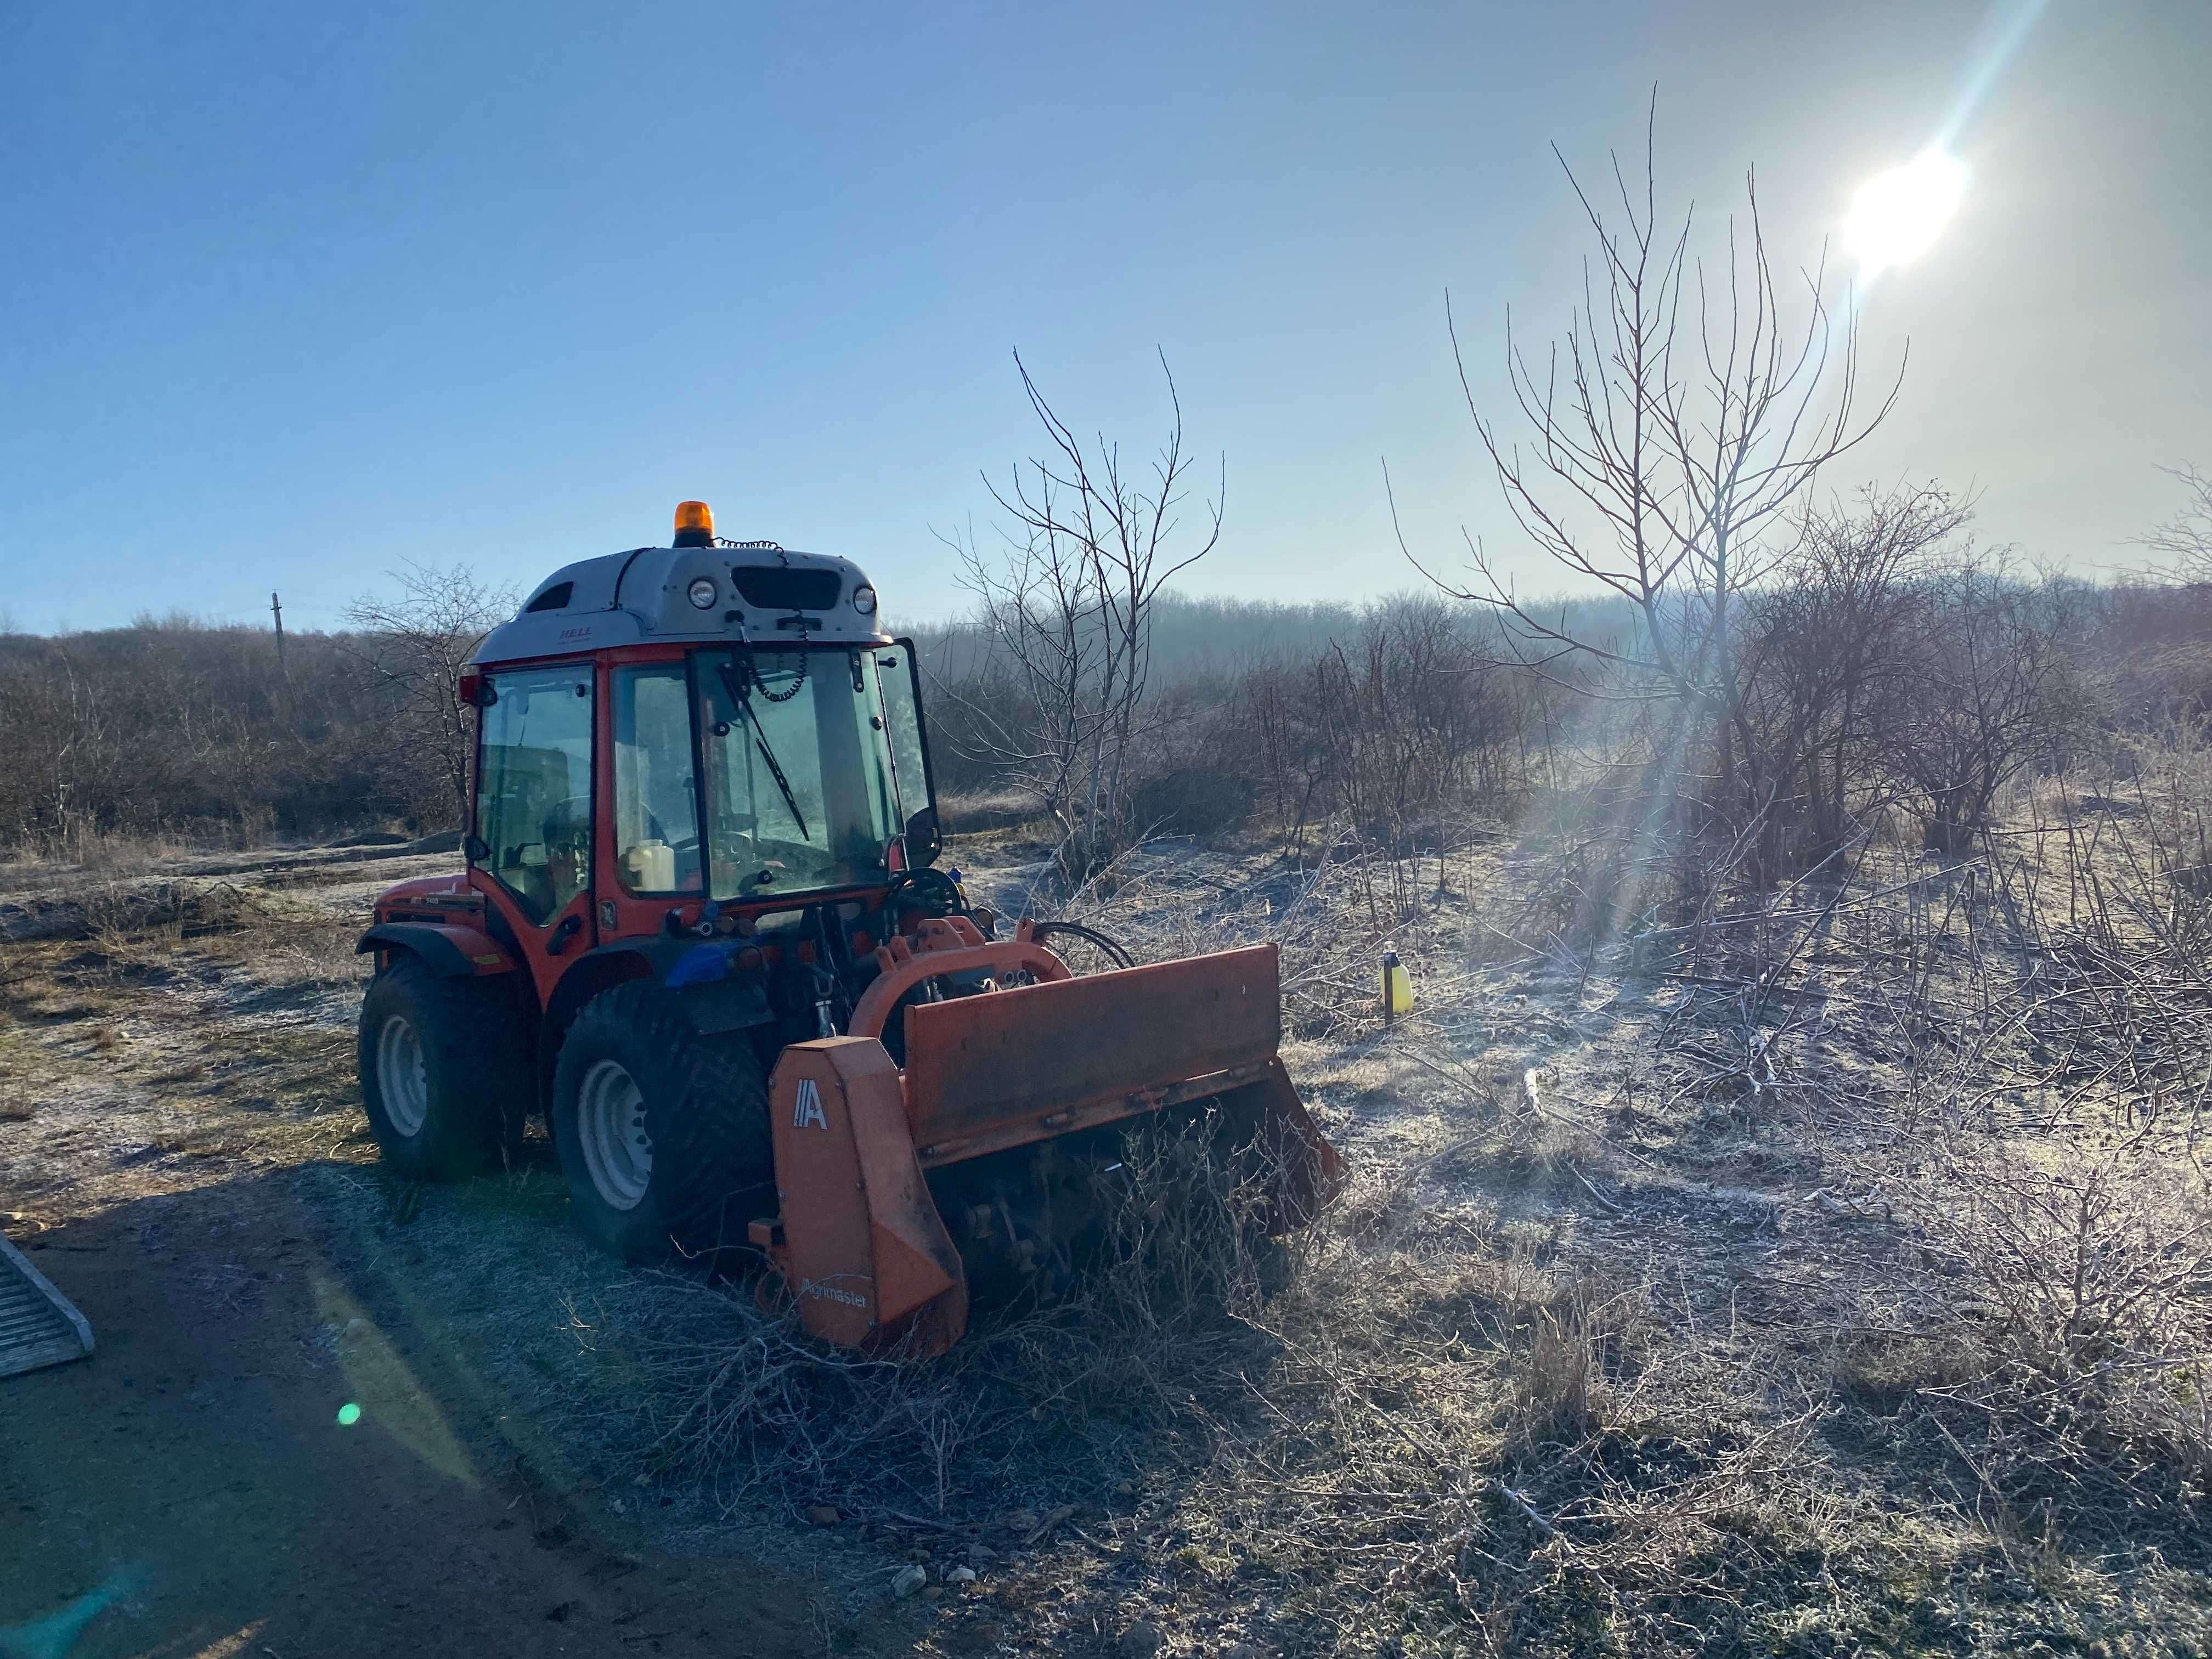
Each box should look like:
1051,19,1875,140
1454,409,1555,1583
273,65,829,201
1844,150,1970,276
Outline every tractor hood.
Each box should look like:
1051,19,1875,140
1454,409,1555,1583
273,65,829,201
472,541,888,667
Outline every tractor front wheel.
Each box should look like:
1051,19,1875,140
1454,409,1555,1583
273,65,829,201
550,983,775,1263
357,958,528,1180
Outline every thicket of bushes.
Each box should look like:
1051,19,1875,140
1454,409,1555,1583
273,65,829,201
913,592,1582,854
3,567,2206,874
0,620,437,851
923,565,2210,876
0,566,506,854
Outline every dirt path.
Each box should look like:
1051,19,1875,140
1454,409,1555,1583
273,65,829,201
0,871,918,1659
3,1188,819,1657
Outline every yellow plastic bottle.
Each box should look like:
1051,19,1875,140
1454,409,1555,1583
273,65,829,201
1381,949,1414,1025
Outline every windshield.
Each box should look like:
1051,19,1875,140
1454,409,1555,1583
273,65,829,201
694,645,923,899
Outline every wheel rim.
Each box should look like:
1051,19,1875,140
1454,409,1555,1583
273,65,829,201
377,1014,429,1137
577,1059,652,1211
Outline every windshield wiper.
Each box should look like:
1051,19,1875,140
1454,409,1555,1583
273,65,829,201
716,659,811,843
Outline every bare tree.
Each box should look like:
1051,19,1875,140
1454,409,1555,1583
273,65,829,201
2135,463,2212,585
1736,484,1970,866
343,563,515,829
948,352,1222,879
1894,554,2080,856
1404,103,1903,869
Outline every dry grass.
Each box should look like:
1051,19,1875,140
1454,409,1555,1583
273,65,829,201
993,826,1506,1046
889,791,2212,1652
565,1111,1311,1518
0,824,195,877
6,797,2211,1655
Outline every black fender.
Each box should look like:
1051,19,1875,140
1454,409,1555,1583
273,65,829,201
359,921,539,1116
534,941,775,1113
551,938,775,1037
356,922,513,979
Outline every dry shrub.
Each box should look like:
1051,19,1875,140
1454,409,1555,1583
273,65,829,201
569,1107,1318,1520
1506,1282,1618,1458
0,616,475,850
936,788,1047,835
1177,1223,1837,1656
1936,1155,2210,1379
1,823,189,874
1914,1144,2212,1510
1513,811,1679,955
1033,831,1493,1042
0,877,266,947
86,879,263,942
576,1101,1862,1654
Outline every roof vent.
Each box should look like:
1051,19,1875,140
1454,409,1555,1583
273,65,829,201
731,568,842,611
523,582,574,614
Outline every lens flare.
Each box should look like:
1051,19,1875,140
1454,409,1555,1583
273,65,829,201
336,1401,362,1426
1844,150,1969,276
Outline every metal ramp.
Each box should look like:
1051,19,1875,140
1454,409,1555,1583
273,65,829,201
0,1232,94,1378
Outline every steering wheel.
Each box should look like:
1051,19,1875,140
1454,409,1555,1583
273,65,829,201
883,867,964,922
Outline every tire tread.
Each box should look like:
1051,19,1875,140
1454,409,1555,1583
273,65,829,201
552,983,775,1260
358,957,529,1180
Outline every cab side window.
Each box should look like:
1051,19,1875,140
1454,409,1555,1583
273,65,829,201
612,664,701,894
877,645,934,821
476,667,594,924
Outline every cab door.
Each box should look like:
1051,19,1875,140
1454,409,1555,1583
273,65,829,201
876,639,939,860
469,661,599,1005
599,654,706,939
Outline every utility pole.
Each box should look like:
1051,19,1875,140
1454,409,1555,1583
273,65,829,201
270,591,287,678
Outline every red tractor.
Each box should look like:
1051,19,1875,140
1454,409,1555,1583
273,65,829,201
356,501,1339,1355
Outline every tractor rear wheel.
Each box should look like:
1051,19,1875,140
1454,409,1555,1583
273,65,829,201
357,957,528,1180
549,983,775,1263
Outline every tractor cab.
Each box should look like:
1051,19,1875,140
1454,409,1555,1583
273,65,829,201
372,501,950,1038
466,622,936,937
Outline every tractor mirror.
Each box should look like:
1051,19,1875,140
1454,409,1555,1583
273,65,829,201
904,806,942,868
464,834,490,866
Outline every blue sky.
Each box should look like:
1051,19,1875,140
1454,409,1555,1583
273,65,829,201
2,1,2207,633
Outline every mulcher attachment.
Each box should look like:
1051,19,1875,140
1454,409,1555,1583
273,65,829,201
753,939,1341,1357
752,1038,970,1353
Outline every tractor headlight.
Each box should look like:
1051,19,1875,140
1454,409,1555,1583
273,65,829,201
852,585,878,616
687,577,718,610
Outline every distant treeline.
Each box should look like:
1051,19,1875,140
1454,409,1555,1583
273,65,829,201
2,579,2208,861
0,620,446,852
913,573,2212,868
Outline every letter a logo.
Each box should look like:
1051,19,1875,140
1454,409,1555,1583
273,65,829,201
792,1078,828,1131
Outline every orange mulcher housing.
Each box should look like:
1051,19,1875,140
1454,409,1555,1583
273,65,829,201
356,504,1340,1357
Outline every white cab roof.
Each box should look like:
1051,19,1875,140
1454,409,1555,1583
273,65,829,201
471,540,888,665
